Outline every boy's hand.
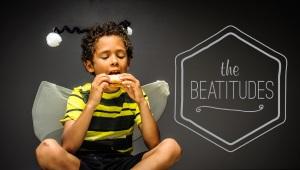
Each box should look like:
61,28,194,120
88,73,110,108
119,73,145,104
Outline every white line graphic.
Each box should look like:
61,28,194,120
174,25,287,152
195,104,264,113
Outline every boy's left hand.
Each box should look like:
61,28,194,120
119,73,145,104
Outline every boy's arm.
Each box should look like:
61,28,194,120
138,99,161,149
61,103,97,153
119,73,161,149
61,74,110,154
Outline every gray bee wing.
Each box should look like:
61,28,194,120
32,80,169,143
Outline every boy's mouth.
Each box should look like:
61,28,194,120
109,70,121,75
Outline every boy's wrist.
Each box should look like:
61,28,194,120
137,98,148,107
85,101,98,110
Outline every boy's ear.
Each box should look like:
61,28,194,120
84,60,95,73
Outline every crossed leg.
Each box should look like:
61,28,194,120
35,139,80,170
132,138,182,170
36,138,182,170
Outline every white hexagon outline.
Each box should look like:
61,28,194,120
174,25,287,152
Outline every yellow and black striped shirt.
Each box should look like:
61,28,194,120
60,83,148,154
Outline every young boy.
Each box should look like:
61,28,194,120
35,21,182,170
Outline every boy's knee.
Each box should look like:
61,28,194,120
36,138,62,159
40,138,59,146
36,139,80,170
160,138,182,160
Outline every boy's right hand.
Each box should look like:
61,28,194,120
87,73,110,108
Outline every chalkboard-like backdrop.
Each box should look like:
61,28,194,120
0,0,298,169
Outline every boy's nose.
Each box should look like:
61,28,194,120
110,55,119,65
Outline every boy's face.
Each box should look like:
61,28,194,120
85,35,129,76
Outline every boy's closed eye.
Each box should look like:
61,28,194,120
116,51,126,59
97,52,110,60
98,51,126,60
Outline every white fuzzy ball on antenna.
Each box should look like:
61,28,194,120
127,27,133,35
46,32,62,47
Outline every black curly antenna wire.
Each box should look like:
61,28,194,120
53,26,89,34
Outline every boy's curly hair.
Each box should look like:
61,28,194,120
80,21,133,65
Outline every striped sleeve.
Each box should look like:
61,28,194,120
134,90,150,126
60,87,86,124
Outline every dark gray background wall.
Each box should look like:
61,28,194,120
0,0,299,169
